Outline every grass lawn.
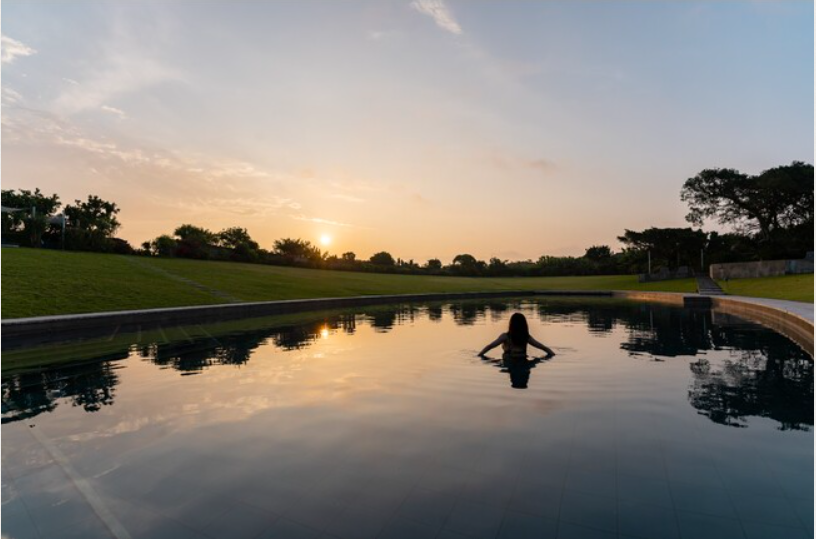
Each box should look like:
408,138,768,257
717,274,814,303
2,248,699,318
2,249,224,319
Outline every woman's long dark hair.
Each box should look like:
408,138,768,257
508,313,530,346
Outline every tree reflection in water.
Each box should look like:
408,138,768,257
688,329,813,430
2,299,812,430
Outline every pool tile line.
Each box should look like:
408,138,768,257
2,471,47,539
25,421,133,539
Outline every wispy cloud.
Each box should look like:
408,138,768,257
1,35,36,64
162,197,301,216
411,0,463,35
2,105,303,219
53,52,180,115
1,87,23,105
292,215,358,228
329,193,365,203
527,158,556,173
101,105,128,119
62,77,80,85
484,150,557,176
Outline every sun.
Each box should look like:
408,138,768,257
319,234,332,246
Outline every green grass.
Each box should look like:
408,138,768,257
2,249,225,318
2,248,698,319
717,274,814,303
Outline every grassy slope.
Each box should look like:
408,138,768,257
2,249,225,318
3,248,699,318
145,257,697,299
717,274,814,303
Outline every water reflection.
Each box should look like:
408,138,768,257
2,299,812,431
480,355,548,389
3,361,120,424
688,330,814,430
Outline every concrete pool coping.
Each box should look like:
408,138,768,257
2,290,813,354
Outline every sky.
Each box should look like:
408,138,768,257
1,0,813,262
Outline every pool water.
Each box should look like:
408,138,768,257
2,298,813,539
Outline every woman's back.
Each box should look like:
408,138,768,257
478,313,556,359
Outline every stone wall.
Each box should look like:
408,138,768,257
710,258,815,280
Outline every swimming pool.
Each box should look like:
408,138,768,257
2,298,813,539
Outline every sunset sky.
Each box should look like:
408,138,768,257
2,1,812,261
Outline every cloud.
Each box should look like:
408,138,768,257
1,87,23,105
329,193,365,203
292,215,358,228
1,35,36,64
162,196,301,216
484,149,557,176
527,158,556,173
1,105,303,218
101,105,128,119
411,0,463,35
53,52,180,115
62,77,80,85
208,161,270,179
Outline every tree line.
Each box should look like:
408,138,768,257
2,161,812,277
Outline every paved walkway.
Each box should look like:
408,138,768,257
695,275,725,295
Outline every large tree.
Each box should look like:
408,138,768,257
584,245,612,261
217,226,259,250
174,224,217,244
63,195,121,251
425,258,442,271
681,161,814,242
274,238,324,263
618,227,707,271
64,195,121,237
1,188,61,247
369,251,396,266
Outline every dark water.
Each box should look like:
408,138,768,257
2,298,813,539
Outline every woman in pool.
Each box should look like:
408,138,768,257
478,312,555,358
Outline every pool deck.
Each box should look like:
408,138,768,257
718,295,813,323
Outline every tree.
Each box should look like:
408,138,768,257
452,254,478,267
681,161,814,243
488,257,508,275
451,253,486,275
217,227,259,251
618,227,707,271
172,224,217,259
1,188,61,247
174,224,217,244
273,238,324,264
63,195,121,251
64,195,120,236
425,258,442,271
584,245,612,261
151,235,178,257
341,252,356,262
369,251,396,266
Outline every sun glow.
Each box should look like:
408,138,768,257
320,234,332,246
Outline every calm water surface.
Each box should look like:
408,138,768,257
2,298,813,539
